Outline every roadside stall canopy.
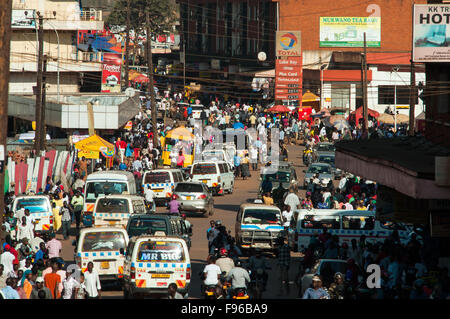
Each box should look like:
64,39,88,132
377,113,409,125
265,105,291,113
350,106,380,124
74,134,115,159
165,126,194,141
302,90,320,103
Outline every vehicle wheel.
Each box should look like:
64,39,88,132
123,287,131,299
230,183,234,194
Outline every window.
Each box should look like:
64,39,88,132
127,218,168,237
218,163,225,174
302,215,340,229
331,83,350,108
81,231,127,252
137,241,185,262
192,163,217,174
307,165,331,174
173,172,180,183
16,198,50,213
85,182,128,203
378,85,418,105
378,85,395,104
177,172,184,182
342,216,375,230
242,209,281,225
96,198,130,213
144,172,171,184
175,183,204,193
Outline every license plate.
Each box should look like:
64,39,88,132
152,274,171,278
108,221,118,226
186,196,192,200
154,189,163,193
101,261,110,269
253,243,270,248
202,180,208,184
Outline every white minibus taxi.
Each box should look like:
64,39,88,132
122,232,191,298
294,209,410,252
75,227,129,281
12,195,53,235
142,169,185,205
93,195,147,228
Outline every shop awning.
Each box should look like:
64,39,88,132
75,134,115,158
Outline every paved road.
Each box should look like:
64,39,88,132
59,141,310,299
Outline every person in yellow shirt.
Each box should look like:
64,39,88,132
356,200,367,211
52,201,62,231
262,192,274,206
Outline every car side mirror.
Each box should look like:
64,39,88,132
120,248,125,256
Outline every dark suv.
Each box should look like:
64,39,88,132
125,214,192,249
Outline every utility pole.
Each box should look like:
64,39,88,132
0,0,13,215
409,59,416,136
363,32,368,135
34,12,44,152
124,0,131,89
146,11,158,147
39,55,48,151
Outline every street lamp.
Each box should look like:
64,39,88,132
46,11,60,103
320,63,329,109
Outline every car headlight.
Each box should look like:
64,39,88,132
242,231,251,236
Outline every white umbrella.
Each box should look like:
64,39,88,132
334,119,349,131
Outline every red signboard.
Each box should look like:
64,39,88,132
275,55,302,102
101,53,122,93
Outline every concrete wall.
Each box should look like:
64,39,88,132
9,72,80,95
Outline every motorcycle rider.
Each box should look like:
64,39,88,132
201,255,222,297
248,249,269,291
226,260,251,298
216,248,235,277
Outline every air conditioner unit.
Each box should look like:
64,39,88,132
435,156,450,186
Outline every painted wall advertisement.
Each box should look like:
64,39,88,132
320,17,381,47
101,53,122,93
11,9,36,29
413,4,450,62
275,31,302,103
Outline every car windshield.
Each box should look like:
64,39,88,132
318,156,335,166
307,165,331,174
262,171,291,182
85,182,128,203
144,172,171,184
192,163,217,175
15,198,50,213
138,241,185,262
243,209,281,225
316,144,335,152
202,152,225,161
128,218,168,237
81,231,126,252
175,183,204,193
96,198,130,213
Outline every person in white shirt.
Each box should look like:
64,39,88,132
62,270,80,299
202,256,222,287
0,247,16,275
17,216,34,242
284,188,300,211
84,262,101,299
322,190,332,203
282,205,294,228
338,176,347,191
144,187,156,212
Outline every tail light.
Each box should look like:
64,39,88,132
166,192,172,198
173,194,179,199
198,194,206,199
49,216,53,224
186,266,191,280
237,290,245,297
130,266,136,279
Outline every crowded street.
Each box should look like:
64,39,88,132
1,0,450,302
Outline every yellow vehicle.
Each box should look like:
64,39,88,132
162,126,195,168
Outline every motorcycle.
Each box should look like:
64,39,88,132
232,287,250,299
303,151,312,166
203,285,218,299
249,268,268,299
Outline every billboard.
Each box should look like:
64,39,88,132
275,57,302,101
276,31,301,57
320,17,381,47
413,4,450,62
101,53,122,93
11,10,36,29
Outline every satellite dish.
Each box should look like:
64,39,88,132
125,87,136,97
258,52,267,62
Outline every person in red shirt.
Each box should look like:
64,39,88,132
44,262,61,299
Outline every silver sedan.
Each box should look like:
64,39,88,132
173,182,214,217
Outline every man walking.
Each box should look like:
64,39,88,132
84,261,101,299
60,202,72,240
277,237,291,295
71,191,84,230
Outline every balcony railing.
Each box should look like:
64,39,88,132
79,10,103,22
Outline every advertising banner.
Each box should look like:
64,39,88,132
276,31,301,57
275,57,302,101
11,10,36,29
101,53,122,93
413,4,450,62
319,17,381,47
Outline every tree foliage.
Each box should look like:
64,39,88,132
107,0,178,36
